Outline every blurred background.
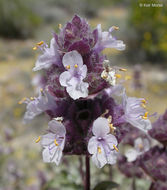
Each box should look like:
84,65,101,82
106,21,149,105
0,0,167,189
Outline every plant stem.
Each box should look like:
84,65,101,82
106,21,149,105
149,182,155,190
79,156,84,185
85,155,90,190
132,177,136,190
109,166,112,180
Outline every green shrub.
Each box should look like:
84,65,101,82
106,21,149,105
0,0,41,39
127,0,167,63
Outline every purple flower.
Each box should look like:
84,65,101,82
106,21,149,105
118,155,144,178
125,137,150,162
151,181,167,190
121,90,152,133
59,50,88,99
149,110,167,145
94,24,125,52
88,117,118,168
23,89,57,122
31,15,125,99
33,38,60,71
41,119,66,165
139,146,167,182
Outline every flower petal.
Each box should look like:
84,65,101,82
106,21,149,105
59,71,72,87
125,149,138,162
105,134,118,149
66,81,88,100
48,120,66,136
33,38,59,71
126,116,152,133
92,117,110,137
62,50,83,69
41,133,55,146
88,136,98,154
92,145,107,168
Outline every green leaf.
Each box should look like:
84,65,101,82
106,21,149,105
93,181,119,190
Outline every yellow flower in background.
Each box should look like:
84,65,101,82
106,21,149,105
144,32,152,41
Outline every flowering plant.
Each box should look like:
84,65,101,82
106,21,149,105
21,15,157,190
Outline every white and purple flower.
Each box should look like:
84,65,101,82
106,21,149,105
125,137,150,162
121,90,152,133
23,89,57,123
41,119,66,165
59,50,89,100
88,117,118,168
94,24,125,52
33,38,60,71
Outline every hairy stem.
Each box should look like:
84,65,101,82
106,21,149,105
85,156,90,190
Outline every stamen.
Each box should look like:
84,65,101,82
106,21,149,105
102,74,108,79
113,145,119,152
97,146,102,154
141,99,147,104
125,75,131,80
30,97,34,101
107,115,112,123
40,88,45,96
119,68,127,72
115,74,121,79
113,26,119,30
74,64,78,68
18,97,27,104
66,65,70,69
66,29,73,35
101,109,109,117
142,112,148,119
141,103,146,108
37,41,44,46
54,139,59,146
109,123,115,131
35,136,41,143
33,46,37,50
58,24,62,29
138,144,144,150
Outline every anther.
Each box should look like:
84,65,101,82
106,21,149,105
74,64,78,68
30,97,34,101
97,146,102,154
113,145,119,152
125,75,131,80
102,74,108,79
113,26,119,30
18,97,27,104
115,74,121,79
142,112,148,119
58,24,62,29
37,41,44,46
119,68,127,72
33,47,37,50
141,99,147,104
54,139,59,146
138,144,144,150
66,65,70,69
35,136,41,143
141,103,146,108
107,115,112,123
